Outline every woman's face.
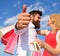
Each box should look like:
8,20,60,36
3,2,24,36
47,17,55,26
47,18,52,26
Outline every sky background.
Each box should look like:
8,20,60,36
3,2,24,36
0,0,60,56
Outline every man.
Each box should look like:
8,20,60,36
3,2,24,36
1,4,42,56
15,4,42,56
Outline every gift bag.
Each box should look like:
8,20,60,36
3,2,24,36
1,29,14,45
32,42,41,56
1,29,18,54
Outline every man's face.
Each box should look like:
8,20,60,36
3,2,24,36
32,14,41,29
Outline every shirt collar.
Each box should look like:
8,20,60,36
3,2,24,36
28,22,35,28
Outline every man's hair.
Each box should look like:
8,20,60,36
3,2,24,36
29,10,42,16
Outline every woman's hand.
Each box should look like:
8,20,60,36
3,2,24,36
31,38,45,49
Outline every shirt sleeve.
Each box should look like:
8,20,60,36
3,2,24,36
14,27,27,35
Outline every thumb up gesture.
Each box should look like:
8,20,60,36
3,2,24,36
15,4,30,30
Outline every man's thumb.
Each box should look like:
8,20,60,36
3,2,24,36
22,4,26,13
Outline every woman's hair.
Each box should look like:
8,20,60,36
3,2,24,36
50,14,60,30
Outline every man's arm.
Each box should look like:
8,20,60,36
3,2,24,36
15,4,30,35
36,30,50,36
15,4,30,30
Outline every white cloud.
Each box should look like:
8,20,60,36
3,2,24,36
18,1,20,4
0,26,2,28
13,1,20,8
13,4,17,7
52,2,57,7
41,15,50,21
4,14,50,29
0,40,5,51
4,2,46,26
4,14,19,26
27,2,45,13
41,15,50,29
4,14,49,28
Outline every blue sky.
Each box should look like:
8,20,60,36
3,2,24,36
0,0,60,56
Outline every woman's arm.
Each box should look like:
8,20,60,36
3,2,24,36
34,38,60,56
36,32,60,56
43,41,60,56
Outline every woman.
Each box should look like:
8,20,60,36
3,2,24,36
32,14,60,56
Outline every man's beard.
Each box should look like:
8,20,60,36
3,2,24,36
33,20,40,29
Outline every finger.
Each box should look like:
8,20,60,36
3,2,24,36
17,23,28,29
22,21,29,25
18,16,30,21
19,13,30,17
18,20,29,26
22,4,26,13
22,17,30,21
18,15,23,20
35,39,41,42
30,40,38,45
22,25,28,28
30,42,34,45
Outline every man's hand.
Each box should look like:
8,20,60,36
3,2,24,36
15,4,30,30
